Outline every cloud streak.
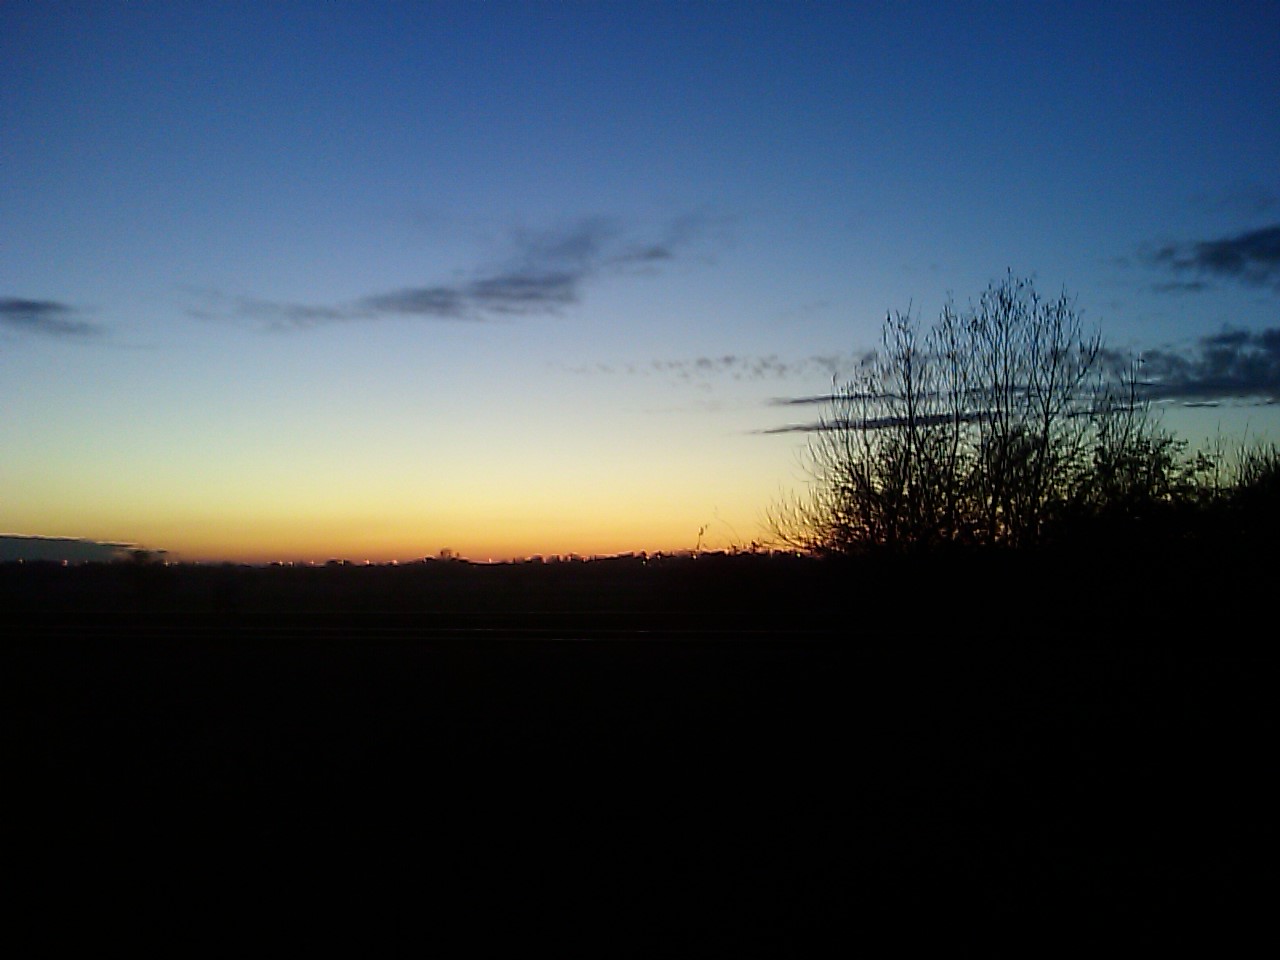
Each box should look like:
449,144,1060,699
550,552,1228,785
763,329,1280,434
0,298,101,338
569,353,865,383
760,411,981,435
1151,224,1280,292
228,216,701,329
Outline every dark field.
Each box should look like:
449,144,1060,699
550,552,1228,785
4,554,1271,950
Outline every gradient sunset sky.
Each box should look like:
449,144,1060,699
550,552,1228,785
3,1,1278,562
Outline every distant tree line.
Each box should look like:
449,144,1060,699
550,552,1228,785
772,274,1279,556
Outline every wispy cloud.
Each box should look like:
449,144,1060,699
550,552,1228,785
1152,279,1210,294
0,298,102,338
1128,327,1280,403
219,216,705,330
569,353,864,383
1150,224,1280,292
235,298,358,325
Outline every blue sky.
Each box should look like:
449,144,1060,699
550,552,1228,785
2,1,1277,561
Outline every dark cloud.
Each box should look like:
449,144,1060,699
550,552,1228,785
348,267,580,322
770,395,838,407
1132,327,1280,403
759,411,980,435
231,216,703,329
1151,224,1280,292
0,298,101,337
769,388,886,407
0,535,138,563
760,392,1148,436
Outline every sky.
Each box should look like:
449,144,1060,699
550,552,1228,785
3,1,1278,563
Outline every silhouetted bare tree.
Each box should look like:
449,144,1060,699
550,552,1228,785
772,274,1165,553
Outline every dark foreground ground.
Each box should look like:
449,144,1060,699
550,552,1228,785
4,554,1273,951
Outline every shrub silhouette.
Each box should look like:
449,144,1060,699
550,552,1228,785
772,274,1243,555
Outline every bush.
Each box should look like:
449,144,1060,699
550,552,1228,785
772,274,1203,554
